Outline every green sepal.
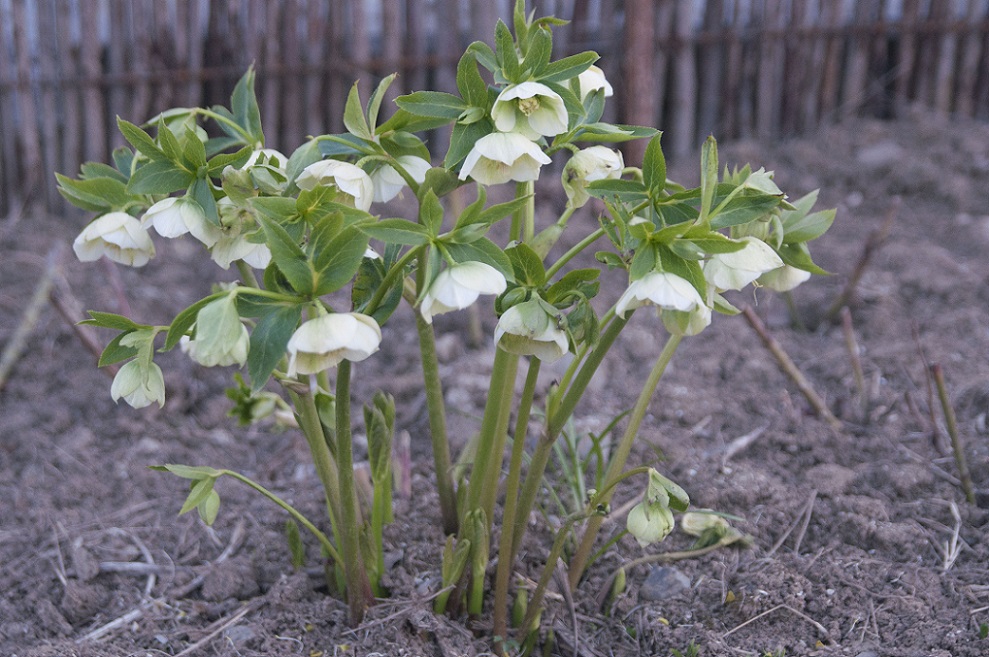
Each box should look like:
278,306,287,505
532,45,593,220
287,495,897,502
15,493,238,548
343,81,374,140
506,243,547,287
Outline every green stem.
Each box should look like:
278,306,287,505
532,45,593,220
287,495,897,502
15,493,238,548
544,226,604,280
195,108,258,146
335,361,373,625
567,333,683,590
510,314,628,559
235,260,260,288
511,181,535,243
289,387,343,534
221,470,340,563
365,245,423,316
492,358,541,648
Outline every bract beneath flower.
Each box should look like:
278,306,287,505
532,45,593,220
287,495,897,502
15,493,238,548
615,272,703,319
492,81,569,139
286,313,382,376
703,236,784,291
494,300,569,363
73,212,156,267
459,132,551,186
420,262,507,324
295,159,374,211
371,155,431,203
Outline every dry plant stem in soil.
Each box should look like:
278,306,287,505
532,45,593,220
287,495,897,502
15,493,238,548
930,363,976,505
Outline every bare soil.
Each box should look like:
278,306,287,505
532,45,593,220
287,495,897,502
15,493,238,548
1,112,988,657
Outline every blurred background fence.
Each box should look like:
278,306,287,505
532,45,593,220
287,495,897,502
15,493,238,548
1,0,988,216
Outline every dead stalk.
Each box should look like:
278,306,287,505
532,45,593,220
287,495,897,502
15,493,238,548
824,196,898,322
840,307,868,418
741,306,842,430
930,363,976,505
0,245,60,391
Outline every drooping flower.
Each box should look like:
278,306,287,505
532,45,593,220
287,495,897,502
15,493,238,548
576,65,614,100
492,81,569,139
614,272,704,319
703,236,784,291
110,360,165,409
757,264,812,292
562,146,624,208
144,197,220,246
459,132,552,186
73,212,156,267
371,155,431,203
180,296,250,368
295,160,374,211
661,302,713,337
626,498,675,548
209,198,271,270
419,261,507,324
286,313,382,376
494,299,569,363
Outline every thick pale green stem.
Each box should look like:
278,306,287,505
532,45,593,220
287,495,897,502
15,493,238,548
335,361,373,625
289,388,343,532
492,358,541,649
544,226,605,280
567,333,683,590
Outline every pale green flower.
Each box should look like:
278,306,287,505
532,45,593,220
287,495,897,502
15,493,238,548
459,132,551,186
286,313,382,376
703,237,784,291
420,262,507,324
742,167,783,196
615,272,703,319
757,264,812,292
110,360,165,409
627,499,675,548
562,146,624,208
371,155,431,203
144,197,220,246
181,296,250,368
296,160,374,211
494,299,569,363
492,81,568,139
73,212,155,267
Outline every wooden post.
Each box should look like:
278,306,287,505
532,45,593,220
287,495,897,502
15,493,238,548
621,0,659,166
670,1,696,157
841,0,876,120
351,0,372,102
304,1,328,137
954,0,984,117
721,0,744,139
817,0,844,124
37,0,60,208
697,0,725,140
282,0,303,149
381,0,404,108
11,0,44,204
755,0,785,139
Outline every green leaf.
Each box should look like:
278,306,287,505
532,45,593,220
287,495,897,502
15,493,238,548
256,215,314,295
198,490,221,525
286,140,323,188
313,228,369,296
642,134,667,199
366,74,397,131
117,118,165,161
684,232,747,255
782,208,836,243
546,268,600,303
231,66,264,146
112,147,135,176
98,331,139,367
344,81,373,140
151,464,224,479
127,160,194,195
286,519,306,569
572,122,659,144
467,41,498,72
699,136,718,222
189,176,219,225
248,304,302,390
445,119,491,170
495,20,521,82
360,218,432,246
709,190,782,229
179,477,216,515
595,251,626,270
629,243,658,281
55,174,131,213
506,243,546,287
456,52,489,108
658,246,706,299
419,190,444,236
156,117,184,163
165,292,227,350
478,195,532,227
81,311,144,331
587,179,648,203
207,145,253,175
520,26,552,79
417,166,462,200
377,108,453,134
79,161,128,183
352,254,404,324
395,91,468,120
444,237,512,280
539,51,598,83
777,242,830,276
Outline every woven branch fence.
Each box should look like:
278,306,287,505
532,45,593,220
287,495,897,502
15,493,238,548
1,0,988,216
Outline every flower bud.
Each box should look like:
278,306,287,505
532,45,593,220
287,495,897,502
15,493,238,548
614,272,703,319
562,146,624,208
703,237,784,291
181,296,250,368
371,155,431,203
626,500,675,548
577,65,614,100
73,212,155,267
144,197,219,247
757,264,812,292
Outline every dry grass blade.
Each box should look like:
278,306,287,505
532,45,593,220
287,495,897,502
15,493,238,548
723,603,831,643
0,244,60,392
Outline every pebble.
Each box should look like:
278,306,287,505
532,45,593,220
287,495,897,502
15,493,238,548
223,624,256,647
854,651,879,657
638,566,691,602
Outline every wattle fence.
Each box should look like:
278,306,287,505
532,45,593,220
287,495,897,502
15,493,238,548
1,0,988,216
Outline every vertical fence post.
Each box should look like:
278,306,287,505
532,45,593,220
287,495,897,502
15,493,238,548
670,1,697,157
621,0,658,166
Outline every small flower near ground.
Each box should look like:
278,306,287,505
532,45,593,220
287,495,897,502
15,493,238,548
757,264,812,292
494,299,569,363
577,65,613,99
73,212,156,267
286,313,382,376
420,262,507,324
110,360,165,409
181,296,250,367
371,155,431,203
296,160,375,211
459,132,552,186
703,236,784,291
492,81,569,139
563,146,624,208
615,272,704,319
626,497,675,548
144,197,220,246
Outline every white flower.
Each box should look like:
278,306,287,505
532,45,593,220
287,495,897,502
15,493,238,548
181,296,250,367
73,212,155,267
614,272,703,319
459,132,552,186
110,360,165,409
286,313,382,376
577,65,613,100
661,303,712,337
703,237,784,291
627,499,675,548
144,197,220,247
210,234,271,270
295,160,374,211
562,146,624,208
371,155,431,203
494,300,569,363
492,81,569,139
420,262,507,324
757,264,812,292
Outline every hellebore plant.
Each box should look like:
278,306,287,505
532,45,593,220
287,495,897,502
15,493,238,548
59,1,835,651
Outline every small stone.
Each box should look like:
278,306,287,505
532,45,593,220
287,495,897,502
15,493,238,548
854,651,879,657
223,624,256,647
60,580,110,624
805,463,855,497
201,557,260,602
69,538,101,582
638,566,691,602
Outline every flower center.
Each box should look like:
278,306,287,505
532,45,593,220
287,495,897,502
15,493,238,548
517,97,540,116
